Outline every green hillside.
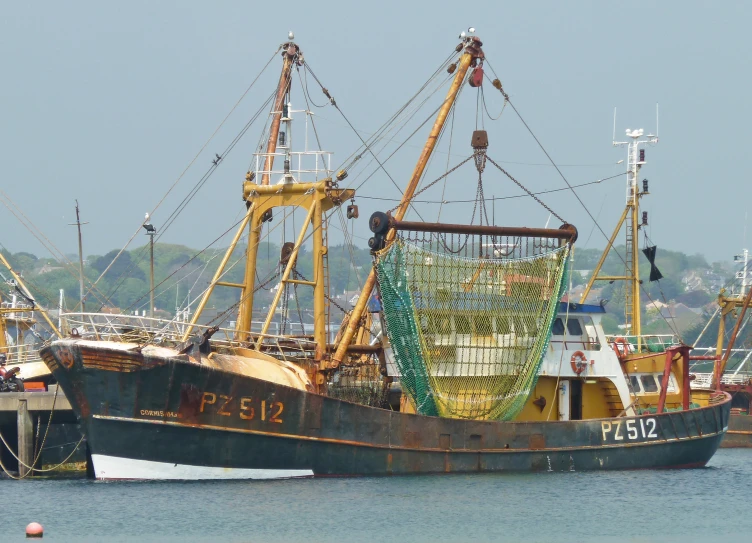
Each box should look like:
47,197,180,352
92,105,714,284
0,242,746,346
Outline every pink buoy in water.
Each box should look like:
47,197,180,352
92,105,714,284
26,523,44,538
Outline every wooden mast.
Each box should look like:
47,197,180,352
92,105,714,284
331,36,484,366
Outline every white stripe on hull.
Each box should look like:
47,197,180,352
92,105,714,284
91,454,314,481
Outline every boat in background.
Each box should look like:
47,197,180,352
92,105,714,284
689,248,752,447
0,251,61,386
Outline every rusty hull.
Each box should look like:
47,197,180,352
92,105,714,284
40,340,731,478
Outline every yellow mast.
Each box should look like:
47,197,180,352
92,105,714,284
0,251,61,338
579,128,656,351
236,42,298,336
0,292,7,352
181,38,353,356
713,284,752,387
331,36,485,367
180,40,298,340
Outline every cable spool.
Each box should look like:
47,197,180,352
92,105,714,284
368,211,390,253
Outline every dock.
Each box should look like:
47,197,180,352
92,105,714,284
0,388,79,477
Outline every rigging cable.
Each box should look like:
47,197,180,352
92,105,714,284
304,63,402,194
103,90,277,304
85,46,283,302
357,172,625,204
484,58,683,339
123,189,312,321
0,191,112,309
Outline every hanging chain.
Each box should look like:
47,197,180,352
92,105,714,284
386,155,474,214
293,269,348,315
486,155,565,223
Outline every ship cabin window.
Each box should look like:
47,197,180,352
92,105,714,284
629,375,640,394
473,316,494,336
454,315,472,334
630,373,677,394
566,318,583,336
640,375,659,393
665,375,677,393
513,316,538,337
551,318,565,336
525,316,538,336
496,316,511,334
427,314,451,335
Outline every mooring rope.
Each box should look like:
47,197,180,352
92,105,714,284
0,385,82,479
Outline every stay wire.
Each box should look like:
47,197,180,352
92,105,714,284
0,192,112,309
333,49,458,174
486,155,565,223
295,67,328,172
323,66,456,199
304,63,402,194
103,90,277,304
85,46,282,303
358,172,625,204
124,189,311,323
437,106,456,221
484,58,682,338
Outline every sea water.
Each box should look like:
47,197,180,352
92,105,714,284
3,449,750,542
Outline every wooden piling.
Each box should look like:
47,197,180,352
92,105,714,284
17,399,33,477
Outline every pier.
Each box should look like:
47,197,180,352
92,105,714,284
0,388,79,477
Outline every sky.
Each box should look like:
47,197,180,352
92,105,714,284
1,1,750,265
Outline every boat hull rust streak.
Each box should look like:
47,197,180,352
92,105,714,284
41,341,731,480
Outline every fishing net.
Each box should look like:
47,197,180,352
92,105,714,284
374,233,571,420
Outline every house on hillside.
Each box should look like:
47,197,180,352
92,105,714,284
645,300,668,314
37,263,63,275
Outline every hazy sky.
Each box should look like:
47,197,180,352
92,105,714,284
1,1,750,265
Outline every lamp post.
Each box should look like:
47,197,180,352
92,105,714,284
142,214,156,319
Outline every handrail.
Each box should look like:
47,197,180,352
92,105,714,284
690,371,752,389
0,343,42,364
59,312,318,357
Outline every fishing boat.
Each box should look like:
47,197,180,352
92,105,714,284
576,113,740,435
689,248,752,447
40,32,730,480
0,252,61,385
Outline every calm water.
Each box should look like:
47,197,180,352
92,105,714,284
4,449,751,543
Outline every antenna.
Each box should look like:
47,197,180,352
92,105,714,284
612,107,617,144
655,103,659,140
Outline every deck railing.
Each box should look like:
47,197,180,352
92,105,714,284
0,342,42,365
690,372,752,389
59,312,318,365
604,334,680,353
